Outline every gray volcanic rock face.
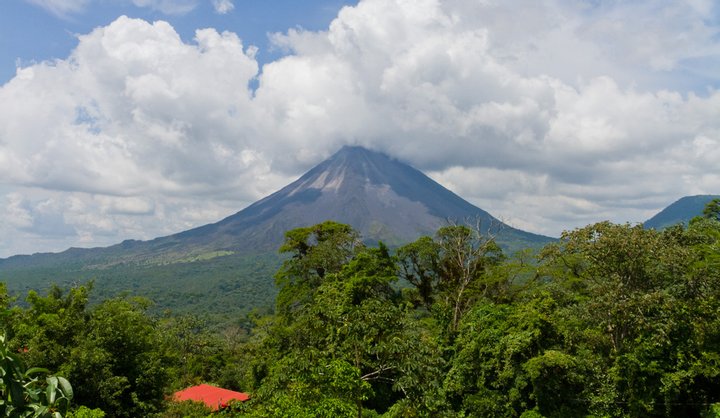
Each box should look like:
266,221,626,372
168,145,550,255
216,146,448,246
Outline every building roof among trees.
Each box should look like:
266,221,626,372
173,384,250,411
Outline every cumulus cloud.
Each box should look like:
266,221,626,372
1,0,719,256
212,0,234,14
0,16,282,255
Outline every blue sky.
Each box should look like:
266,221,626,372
0,0,719,257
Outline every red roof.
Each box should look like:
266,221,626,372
173,384,250,411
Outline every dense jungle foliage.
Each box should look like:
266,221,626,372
2,201,720,417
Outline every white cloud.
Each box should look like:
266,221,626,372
23,0,90,16
1,0,720,256
130,0,197,15
212,0,234,14
24,0,199,16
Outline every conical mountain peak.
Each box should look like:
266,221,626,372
289,146,400,194
183,145,552,252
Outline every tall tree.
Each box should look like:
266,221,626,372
398,225,504,334
274,221,362,319
65,297,168,418
10,285,91,375
703,198,720,221
397,236,440,309
540,221,720,416
247,225,444,417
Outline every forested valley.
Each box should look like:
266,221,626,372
2,202,720,417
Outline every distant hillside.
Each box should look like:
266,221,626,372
644,195,720,230
0,146,554,318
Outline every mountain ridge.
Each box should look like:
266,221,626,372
644,194,720,230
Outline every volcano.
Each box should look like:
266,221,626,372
144,145,551,257
0,146,552,314
2,146,551,267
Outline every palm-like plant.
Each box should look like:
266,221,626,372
0,334,73,417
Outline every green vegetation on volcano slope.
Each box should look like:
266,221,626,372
0,252,280,322
645,194,720,230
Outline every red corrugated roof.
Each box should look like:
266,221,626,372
173,384,250,411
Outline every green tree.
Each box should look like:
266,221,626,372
66,406,105,418
159,314,225,390
160,400,212,418
274,221,362,320
10,285,91,373
397,236,440,309
7,285,169,418
398,225,504,334
444,290,585,417
248,225,445,417
0,282,11,310
703,198,720,220
64,297,168,418
540,221,720,416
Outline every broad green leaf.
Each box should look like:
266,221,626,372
25,368,49,377
57,377,72,400
46,377,57,404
